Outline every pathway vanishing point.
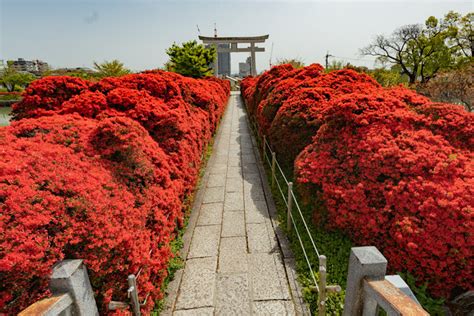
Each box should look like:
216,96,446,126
163,92,308,315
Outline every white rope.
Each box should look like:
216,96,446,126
274,159,290,186
264,136,273,154
289,209,319,291
291,190,321,258
275,175,288,207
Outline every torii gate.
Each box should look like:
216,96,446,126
199,35,269,76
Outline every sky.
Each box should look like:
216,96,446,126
0,0,472,73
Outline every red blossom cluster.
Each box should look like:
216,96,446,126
241,64,473,299
1,72,229,314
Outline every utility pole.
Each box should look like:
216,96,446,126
325,51,333,69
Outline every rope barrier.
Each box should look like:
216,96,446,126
289,208,319,291
291,190,321,259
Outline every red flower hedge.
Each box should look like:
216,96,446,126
241,64,473,299
1,72,229,314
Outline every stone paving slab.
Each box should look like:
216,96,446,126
225,178,243,193
228,158,242,167
227,166,243,178
167,93,307,315
216,274,252,315
197,203,223,226
175,257,217,310
207,174,226,188
253,300,295,315
173,307,214,316
188,225,220,258
224,191,244,211
219,236,248,273
243,172,261,183
242,154,257,164
249,253,291,301
245,199,268,224
210,163,227,175
243,162,260,174
222,211,245,237
247,222,277,254
202,186,225,204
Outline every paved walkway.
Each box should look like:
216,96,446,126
163,92,306,315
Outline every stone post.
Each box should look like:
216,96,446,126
250,42,257,76
342,247,387,316
50,259,99,316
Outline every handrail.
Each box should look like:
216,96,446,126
19,260,99,316
19,294,73,316
363,279,429,315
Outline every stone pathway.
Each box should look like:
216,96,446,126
163,92,307,315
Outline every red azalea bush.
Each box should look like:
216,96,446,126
385,85,431,107
267,88,332,167
414,102,474,151
1,72,229,314
241,64,474,299
13,76,91,120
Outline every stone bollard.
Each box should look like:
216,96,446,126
342,246,387,316
50,259,99,316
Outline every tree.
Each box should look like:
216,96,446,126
0,65,36,92
165,40,216,78
418,65,473,112
442,11,473,58
276,58,305,68
93,60,130,78
371,67,409,87
361,11,472,84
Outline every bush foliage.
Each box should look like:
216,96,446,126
1,72,230,314
241,63,473,300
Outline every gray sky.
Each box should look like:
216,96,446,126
1,0,472,73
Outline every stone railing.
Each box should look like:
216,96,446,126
19,260,99,316
16,246,430,315
343,246,429,315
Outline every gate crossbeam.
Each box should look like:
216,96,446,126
199,35,269,76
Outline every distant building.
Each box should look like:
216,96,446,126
36,60,49,73
9,58,49,74
239,57,252,77
11,58,36,72
206,44,231,76
217,44,231,76
0,60,6,73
